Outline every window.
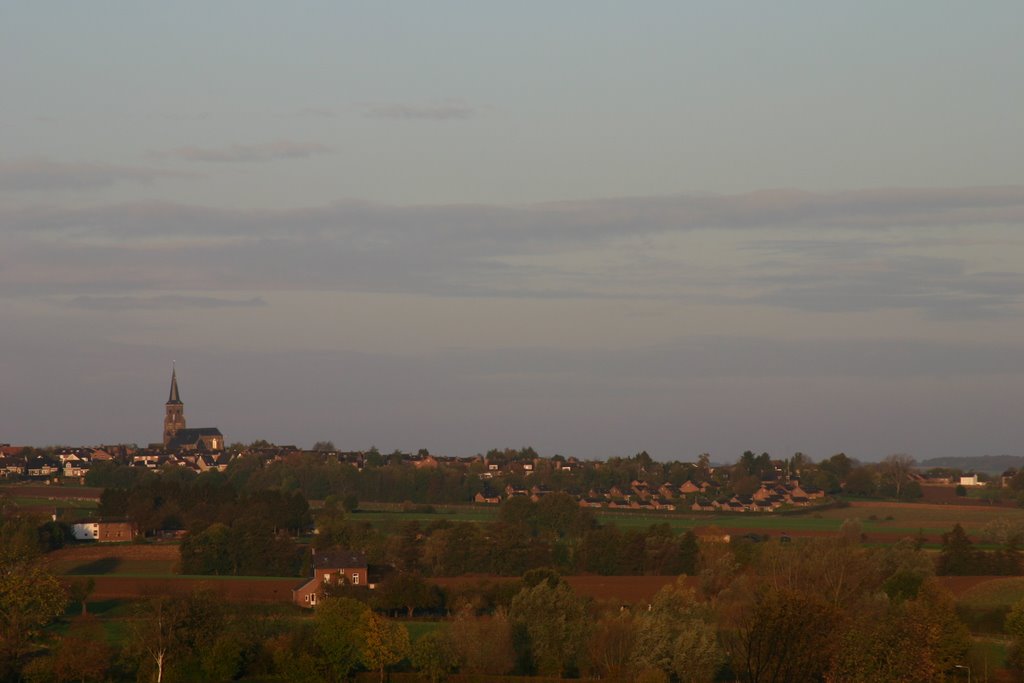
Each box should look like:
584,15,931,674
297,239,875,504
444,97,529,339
324,573,331,582
310,593,317,605
351,573,360,585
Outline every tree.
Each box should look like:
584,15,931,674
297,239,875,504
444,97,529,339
887,579,970,681
697,537,738,600
937,523,978,575
1006,596,1024,671
51,615,112,683
881,453,915,500
726,585,835,683
411,629,458,683
0,544,67,679
631,578,721,683
820,452,854,481
373,572,433,617
844,466,877,496
449,606,515,675
68,577,96,615
314,597,369,681
585,611,637,680
126,597,181,683
678,530,701,575
359,611,410,683
510,580,590,676
697,453,712,477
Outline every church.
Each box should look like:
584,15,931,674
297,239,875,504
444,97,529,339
163,366,224,452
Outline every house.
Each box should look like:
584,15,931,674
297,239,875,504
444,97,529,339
26,457,59,479
63,460,90,478
408,454,439,469
71,520,136,542
0,456,26,478
959,474,981,487
608,485,630,499
474,491,501,504
294,548,369,608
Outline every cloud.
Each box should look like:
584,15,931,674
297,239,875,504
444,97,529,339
732,239,1024,319
294,107,338,118
68,295,267,311
362,102,476,120
3,186,1024,316
0,157,189,192
161,141,334,163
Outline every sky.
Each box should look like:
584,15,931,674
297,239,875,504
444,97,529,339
2,3,1023,462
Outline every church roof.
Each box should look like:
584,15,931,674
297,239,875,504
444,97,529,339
167,427,222,450
167,367,182,405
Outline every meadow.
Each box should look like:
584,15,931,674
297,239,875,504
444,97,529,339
358,499,1024,543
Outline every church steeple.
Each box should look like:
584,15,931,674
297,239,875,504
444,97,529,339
163,365,186,446
168,365,182,404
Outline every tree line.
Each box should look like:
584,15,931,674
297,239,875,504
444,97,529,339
5,518,1000,682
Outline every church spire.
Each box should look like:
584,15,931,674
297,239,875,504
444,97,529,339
167,364,182,404
164,364,186,446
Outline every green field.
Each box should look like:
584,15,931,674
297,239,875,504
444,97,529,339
54,558,177,575
959,578,1024,610
352,500,1024,540
404,620,442,642
7,496,98,510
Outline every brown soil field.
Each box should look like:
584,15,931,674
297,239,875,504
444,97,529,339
698,525,952,544
848,500,1005,512
80,576,303,602
937,575,1014,597
919,485,1017,507
1,483,102,500
47,544,179,563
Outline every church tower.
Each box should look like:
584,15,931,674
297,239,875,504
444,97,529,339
163,365,187,447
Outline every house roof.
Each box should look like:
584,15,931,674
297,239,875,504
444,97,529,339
314,548,367,570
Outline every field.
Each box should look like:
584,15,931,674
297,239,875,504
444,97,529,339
1,482,101,514
358,499,1024,545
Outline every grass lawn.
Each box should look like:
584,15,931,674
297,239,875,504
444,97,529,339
350,499,1024,541
54,558,178,575
404,620,442,642
8,496,98,509
959,578,1024,610
353,505,499,525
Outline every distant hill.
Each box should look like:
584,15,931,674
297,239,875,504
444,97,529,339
917,455,1024,475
